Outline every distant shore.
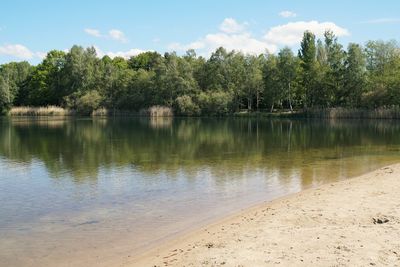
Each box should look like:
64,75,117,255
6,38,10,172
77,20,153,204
5,106,400,120
129,164,400,266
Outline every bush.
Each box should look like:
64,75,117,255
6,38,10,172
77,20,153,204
198,91,233,116
75,91,103,115
175,95,200,116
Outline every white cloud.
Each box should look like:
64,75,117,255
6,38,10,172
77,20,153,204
108,29,127,43
36,51,47,59
219,18,247,33
363,18,400,24
0,44,34,59
94,46,147,59
279,11,297,18
169,33,275,55
84,28,128,43
169,18,276,55
264,20,350,46
168,40,205,51
84,28,102,37
168,19,350,56
206,32,276,54
107,48,145,58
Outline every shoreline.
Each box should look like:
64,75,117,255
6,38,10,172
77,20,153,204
128,164,400,266
5,107,400,120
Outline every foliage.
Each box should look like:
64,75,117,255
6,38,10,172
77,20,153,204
175,95,200,116
198,90,233,116
77,90,103,115
2,32,400,115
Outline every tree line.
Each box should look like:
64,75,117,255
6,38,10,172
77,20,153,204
1,31,400,115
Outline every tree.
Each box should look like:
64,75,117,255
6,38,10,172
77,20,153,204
364,40,400,107
154,52,198,107
1,35,400,115
98,56,133,112
120,69,154,110
298,31,317,107
343,43,367,107
242,55,264,111
263,54,281,112
61,46,100,97
0,61,32,112
323,30,346,106
128,52,162,71
278,47,298,111
21,50,66,106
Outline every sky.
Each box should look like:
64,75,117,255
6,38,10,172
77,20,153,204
1,0,400,64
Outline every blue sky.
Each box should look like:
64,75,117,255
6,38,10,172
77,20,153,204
1,0,400,64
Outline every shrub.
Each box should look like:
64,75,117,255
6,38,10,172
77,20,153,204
75,91,103,115
198,91,233,116
175,95,200,116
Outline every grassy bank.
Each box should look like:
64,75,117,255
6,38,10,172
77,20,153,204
7,106,400,119
301,107,400,119
234,108,400,119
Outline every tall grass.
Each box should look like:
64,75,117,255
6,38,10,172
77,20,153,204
139,106,173,117
92,107,173,117
9,106,72,116
303,107,400,119
91,107,109,117
9,106,174,117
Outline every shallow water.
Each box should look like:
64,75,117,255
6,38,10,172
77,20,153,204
0,117,399,266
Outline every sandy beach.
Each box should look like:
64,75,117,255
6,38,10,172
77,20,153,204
129,164,400,267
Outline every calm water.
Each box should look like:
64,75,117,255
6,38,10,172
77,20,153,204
1,117,400,266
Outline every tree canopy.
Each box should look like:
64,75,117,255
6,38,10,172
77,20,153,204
1,31,400,115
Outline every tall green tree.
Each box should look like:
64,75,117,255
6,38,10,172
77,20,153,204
364,40,400,107
298,31,317,107
0,61,32,112
343,43,367,107
20,50,66,106
263,54,281,111
243,55,265,111
277,47,298,111
323,31,346,106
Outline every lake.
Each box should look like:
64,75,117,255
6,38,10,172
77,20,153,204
1,117,399,266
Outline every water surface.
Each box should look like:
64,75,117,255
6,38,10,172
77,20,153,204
0,117,399,266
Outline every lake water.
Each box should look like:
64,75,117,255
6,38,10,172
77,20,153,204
1,117,399,266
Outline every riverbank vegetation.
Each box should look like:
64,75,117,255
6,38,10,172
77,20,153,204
1,31,400,116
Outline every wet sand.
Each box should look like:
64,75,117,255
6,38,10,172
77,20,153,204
129,164,400,266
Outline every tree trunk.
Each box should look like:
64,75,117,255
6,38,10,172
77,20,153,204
256,91,260,111
288,82,293,112
247,97,252,111
270,103,274,113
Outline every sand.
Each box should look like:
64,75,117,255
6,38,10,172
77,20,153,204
128,164,400,267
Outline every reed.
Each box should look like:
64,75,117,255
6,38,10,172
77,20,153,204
139,106,173,117
9,106,71,116
91,108,109,117
92,107,173,117
303,107,400,119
